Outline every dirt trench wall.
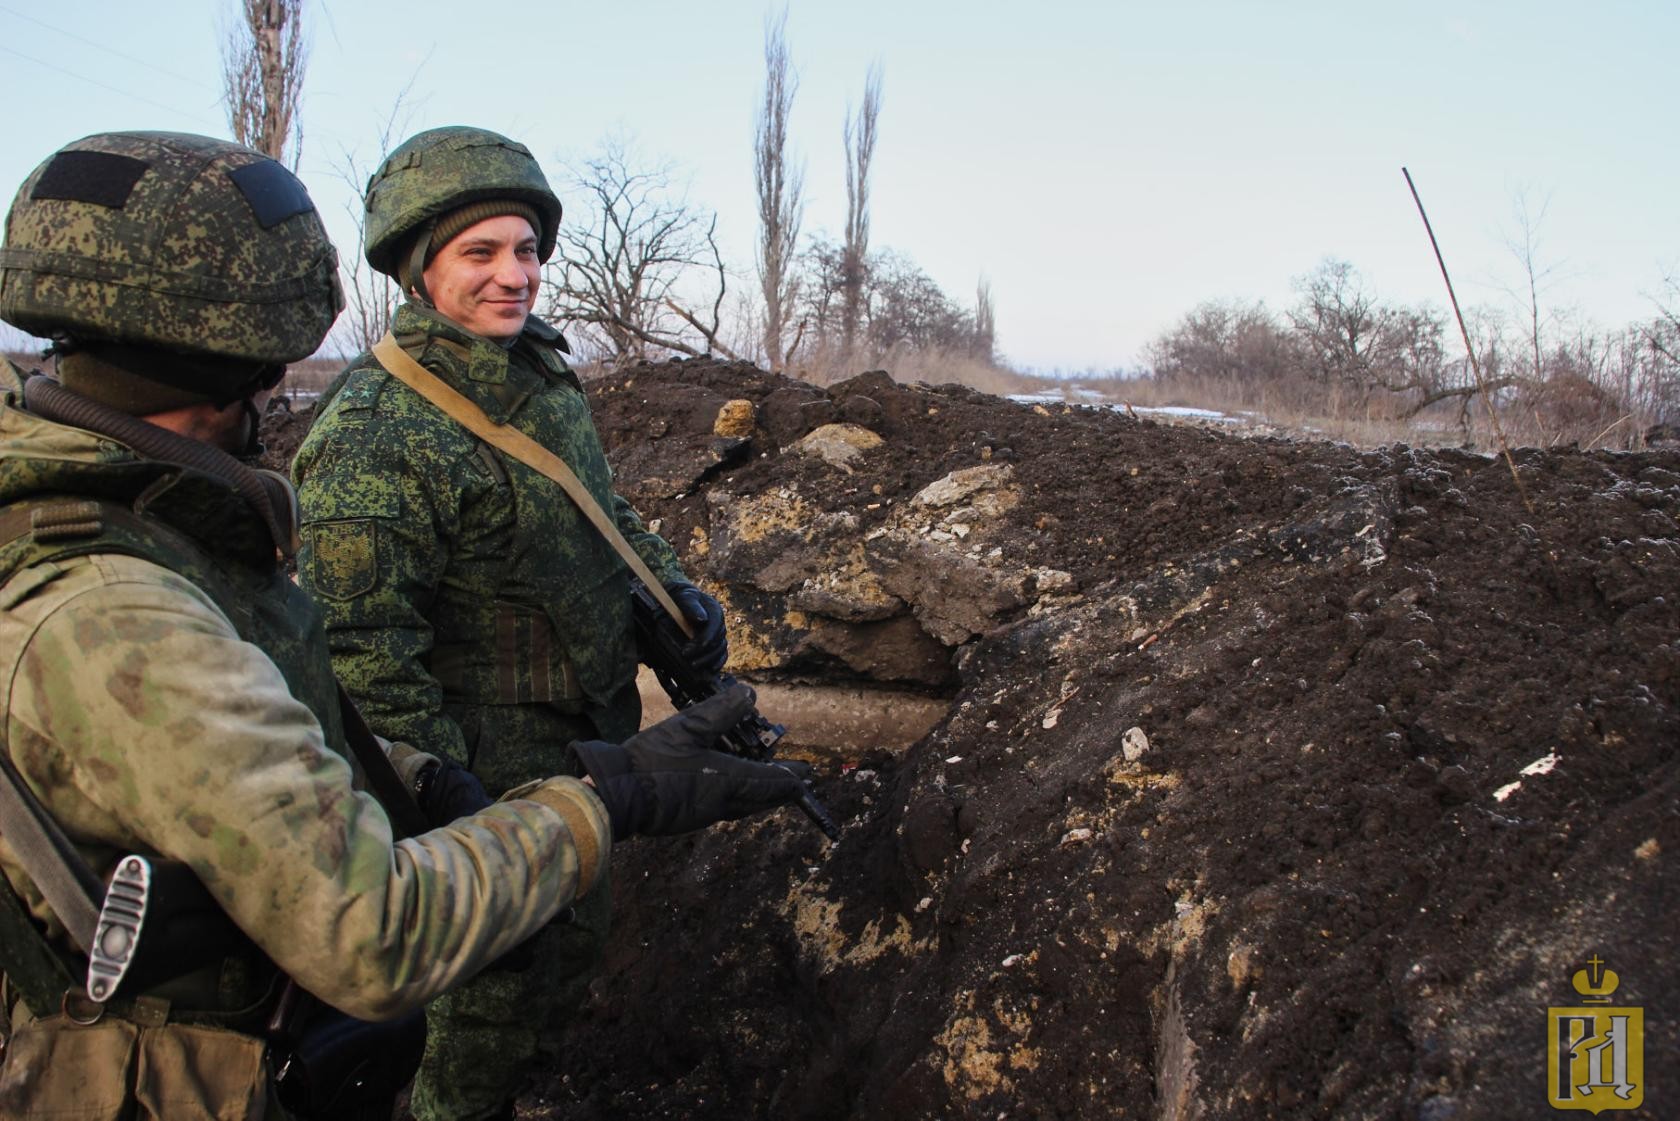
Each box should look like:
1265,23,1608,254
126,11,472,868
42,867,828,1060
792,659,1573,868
266,360,1680,1120
548,361,1679,1121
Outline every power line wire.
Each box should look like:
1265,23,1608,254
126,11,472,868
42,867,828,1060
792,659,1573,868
0,2,211,88
0,44,220,127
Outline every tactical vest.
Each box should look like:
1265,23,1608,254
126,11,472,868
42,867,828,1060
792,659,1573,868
0,484,350,756
0,480,345,1023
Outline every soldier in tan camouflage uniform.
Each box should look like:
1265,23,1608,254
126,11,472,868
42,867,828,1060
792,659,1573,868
292,126,737,1121
0,131,808,1120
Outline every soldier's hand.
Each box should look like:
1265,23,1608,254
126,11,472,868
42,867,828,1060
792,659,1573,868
569,684,812,840
666,582,729,675
414,758,494,827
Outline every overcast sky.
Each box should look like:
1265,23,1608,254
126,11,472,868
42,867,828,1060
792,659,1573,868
1,0,1674,373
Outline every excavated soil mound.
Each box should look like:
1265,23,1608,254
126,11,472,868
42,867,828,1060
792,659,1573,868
265,360,1678,1120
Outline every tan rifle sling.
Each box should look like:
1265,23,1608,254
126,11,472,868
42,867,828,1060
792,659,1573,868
371,333,692,636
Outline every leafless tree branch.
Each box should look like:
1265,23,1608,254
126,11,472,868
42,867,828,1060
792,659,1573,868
840,62,882,357
755,7,804,370
543,136,730,367
221,0,307,168
323,79,422,354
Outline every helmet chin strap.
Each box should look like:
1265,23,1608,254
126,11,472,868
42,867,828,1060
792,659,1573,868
235,397,266,461
401,224,435,306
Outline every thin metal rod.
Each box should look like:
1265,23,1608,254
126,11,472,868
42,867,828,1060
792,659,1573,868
1402,167,1536,516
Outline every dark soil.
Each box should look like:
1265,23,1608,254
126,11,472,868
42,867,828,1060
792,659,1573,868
265,359,1680,1120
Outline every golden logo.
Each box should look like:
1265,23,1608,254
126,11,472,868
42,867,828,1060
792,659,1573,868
1547,954,1644,1112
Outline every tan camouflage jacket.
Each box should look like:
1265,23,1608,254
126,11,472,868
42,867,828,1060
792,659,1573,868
0,362,610,1022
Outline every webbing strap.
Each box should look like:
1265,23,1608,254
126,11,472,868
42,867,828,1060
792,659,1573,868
1,501,122,1012
0,699,103,1015
337,685,429,840
0,868,77,1014
0,722,102,958
0,500,104,548
371,333,693,637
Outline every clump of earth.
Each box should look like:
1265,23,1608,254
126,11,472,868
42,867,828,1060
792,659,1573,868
264,358,1678,1119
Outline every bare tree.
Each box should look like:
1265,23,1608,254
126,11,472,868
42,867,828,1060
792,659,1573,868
796,239,988,368
755,8,804,370
840,63,883,357
1288,259,1489,419
1498,188,1565,382
1146,300,1301,405
543,136,735,366
1647,268,1680,369
1288,260,1389,392
323,83,420,355
973,276,995,363
862,249,975,354
793,237,846,347
221,0,306,167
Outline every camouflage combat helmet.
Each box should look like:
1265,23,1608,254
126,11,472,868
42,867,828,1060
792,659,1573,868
0,131,343,365
362,126,561,281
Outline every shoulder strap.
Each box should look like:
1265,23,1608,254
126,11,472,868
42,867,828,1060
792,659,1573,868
337,685,428,839
371,333,693,636
0,503,110,958
0,751,102,955
349,349,849,835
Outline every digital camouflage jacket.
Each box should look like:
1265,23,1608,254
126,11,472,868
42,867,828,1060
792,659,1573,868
0,359,610,1026
294,303,684,793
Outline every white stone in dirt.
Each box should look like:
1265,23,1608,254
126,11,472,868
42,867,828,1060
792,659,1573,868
1122,726,1150,762
1033,568,1076,594
912,464,1016,508
794,423,883,469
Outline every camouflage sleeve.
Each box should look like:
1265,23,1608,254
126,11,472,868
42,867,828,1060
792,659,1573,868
613,491,687,587
3,554,609,1021
295,384,475,763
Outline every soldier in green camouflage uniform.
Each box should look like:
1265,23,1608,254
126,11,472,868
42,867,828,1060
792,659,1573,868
0,131,801,1120
292,127,733,1121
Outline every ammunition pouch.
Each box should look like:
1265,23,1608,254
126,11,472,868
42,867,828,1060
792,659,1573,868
0,1010,271,1121
0,991,423,1121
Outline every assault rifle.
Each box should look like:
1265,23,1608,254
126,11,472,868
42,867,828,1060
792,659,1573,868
631,577,841,841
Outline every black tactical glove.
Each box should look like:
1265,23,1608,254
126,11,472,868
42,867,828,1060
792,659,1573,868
413,758,494,828
570,684,813,841
665,582,729,676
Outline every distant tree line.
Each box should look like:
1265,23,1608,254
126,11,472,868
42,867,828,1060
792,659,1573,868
1144,258,1680,448
211,0,1671,428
